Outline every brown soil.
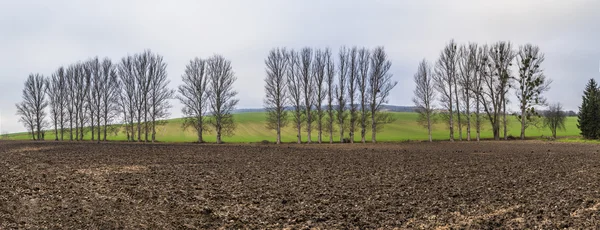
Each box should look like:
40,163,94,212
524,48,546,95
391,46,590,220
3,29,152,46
1,140,600,229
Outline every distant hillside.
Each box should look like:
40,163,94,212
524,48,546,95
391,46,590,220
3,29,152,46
4,111,580,143
234,105,417,113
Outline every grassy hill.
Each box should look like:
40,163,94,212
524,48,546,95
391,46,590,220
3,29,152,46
2,112,581,143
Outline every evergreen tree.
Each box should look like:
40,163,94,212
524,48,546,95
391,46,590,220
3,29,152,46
577,78,600,139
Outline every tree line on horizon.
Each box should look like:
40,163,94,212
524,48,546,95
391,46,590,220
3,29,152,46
15,50,239,144
15,40,582,144
263,46,398,144
412,40,570,141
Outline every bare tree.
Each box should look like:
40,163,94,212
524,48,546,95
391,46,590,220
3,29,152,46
347,47,359,143
207,55,239,144
357,47,371,143
264,48,289,144
148,54,174,143
433,40,458,141
65,65,76,141
287,49,304,143
300,47,314,143
369,47,397,143
480,41,515,140
133,51,154,142
178,57,210,143
515,44,552,140
71,62,92,141
336,46,349,142
46,67,67,141
16,102,35,140
118,56,137,142
543,103,566,139
458,43,478,141
312,49,327,143
89,57,102,142
324,48,336,143
18,74,48,140
472,45,486,141
413,59,436,142
99,58,120,141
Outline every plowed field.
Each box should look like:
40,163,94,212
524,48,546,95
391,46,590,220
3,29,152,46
1,141,600,229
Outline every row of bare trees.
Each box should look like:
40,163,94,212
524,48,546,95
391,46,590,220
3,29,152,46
16,50,174,142
176,55,239,144
413,40,552,141
16,50,241,144
264,46,397,144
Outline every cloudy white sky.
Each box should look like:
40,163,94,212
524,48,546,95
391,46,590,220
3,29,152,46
1,0,599,133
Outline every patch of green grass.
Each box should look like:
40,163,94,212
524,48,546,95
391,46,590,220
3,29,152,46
2,112,582,143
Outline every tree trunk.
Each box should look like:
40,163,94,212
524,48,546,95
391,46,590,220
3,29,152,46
329,126,333,144
91,117,95,141
97,115,101,143
520,106,526,140
427,112,432,142
276,124,281,145
103,119,108,141
216,126,222,144
307,119,312,144
296,121,302,144
466,102,471,141
476,102,481,142
54,120,58,141
339,123,344,143
371,112,377,143
361,128,366,143
318,122,322,144
152,121,156,143
503,98,508,140
448,86,454,142
455,98,462,141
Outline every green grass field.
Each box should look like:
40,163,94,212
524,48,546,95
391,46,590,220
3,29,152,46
1,112,582,143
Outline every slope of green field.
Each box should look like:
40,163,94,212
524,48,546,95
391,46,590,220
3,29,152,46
2,112,581,143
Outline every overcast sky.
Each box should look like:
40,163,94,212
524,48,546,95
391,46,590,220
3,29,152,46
1,0,599,133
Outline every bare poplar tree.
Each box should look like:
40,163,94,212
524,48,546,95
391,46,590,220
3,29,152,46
89,57,102,142
472,45,486,141
264,48,289,144
133,51,154,142
287,49,304,143
207,55,239,144
118,55,137,142
19,74,48,140
369,47,397,143
515,44,551,140
413,59,436,142
336,46,349,142
357,47,371,143
300,47,314,143
69,62,92,141
347,47,359,143
100,58,120,141
178,57,210,143
480,41,515,140
65,65,76,141
433,40,458,141
324,48,336,143
46,67,67,141
458,43,478,141
16,101,36,140
312,49,327,143
148,54,174,143
78,62,92,141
